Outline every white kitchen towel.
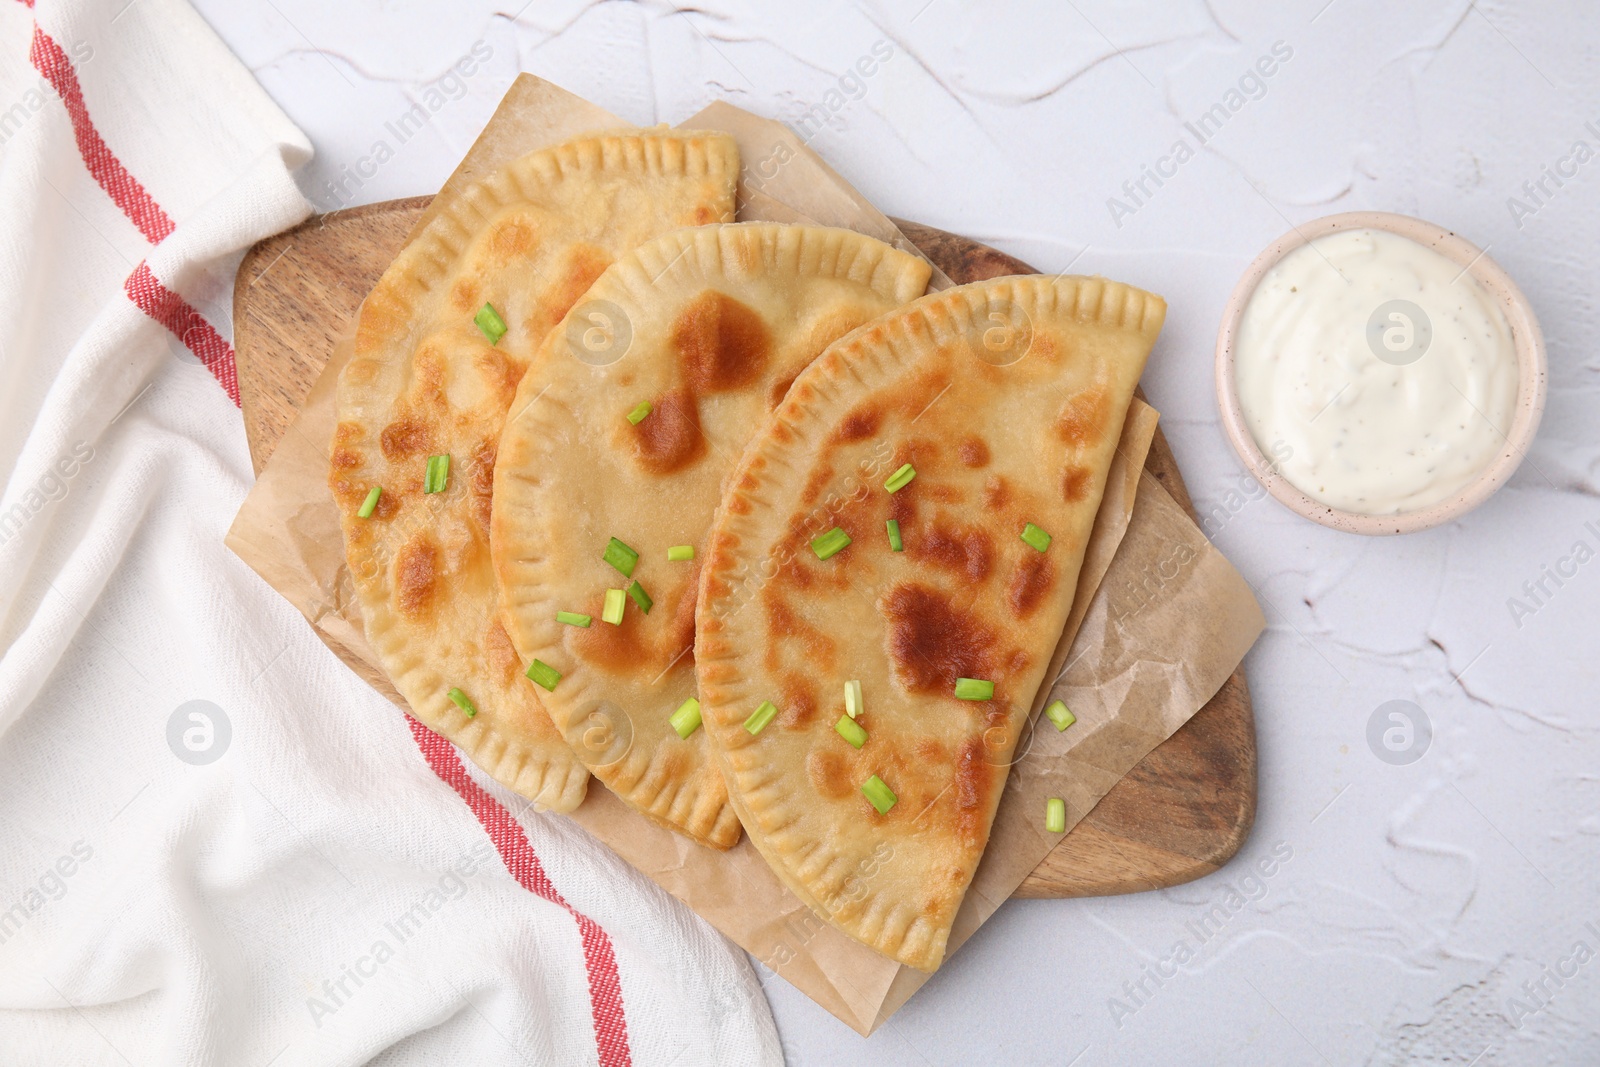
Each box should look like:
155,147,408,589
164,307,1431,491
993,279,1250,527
0,2,781,1065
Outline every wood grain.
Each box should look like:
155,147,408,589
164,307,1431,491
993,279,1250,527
233,201,1256,898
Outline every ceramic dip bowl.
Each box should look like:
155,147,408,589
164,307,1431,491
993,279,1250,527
1214,210,1547,535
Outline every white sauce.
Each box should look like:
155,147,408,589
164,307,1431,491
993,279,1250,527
1233,229,1519,515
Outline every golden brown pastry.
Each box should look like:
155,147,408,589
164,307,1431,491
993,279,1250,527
330,129,738,811
696,274,1165,966
491,223,931,847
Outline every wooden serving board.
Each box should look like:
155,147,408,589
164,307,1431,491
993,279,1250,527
232,199,1257,898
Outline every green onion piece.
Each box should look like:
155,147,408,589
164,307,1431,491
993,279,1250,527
834,714,868,749
810,526,851,560
1044,699,1076,731
447,687,478,718
844,679,863,720
886,519,902,552
556,611,592,628
954,677,995,701
861,775,897,815
1020,522,1053,553
670,697,702,739
525,659,561,692
357,485,382,518
744,700,778,735
1045,797,1066,833
626,400,653,426
627,580,653,614
423,454,450,494
884,463,916,493
475,302,508,344
602,537,639,578
667,545,695,562
601,589,626,626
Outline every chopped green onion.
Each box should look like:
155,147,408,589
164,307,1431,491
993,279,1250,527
1044,699,1076,731
810,526,851,560
525,659,561,692
667,545,695,562
447,687,478,718
627,580,653,614
844,680,863,720
670,697,702,739
744,700,778,735
357,485,382,518
556,611,592,628
886,519,902,551
884,463,916,493
1045,797,1066,833
601,588,626,626
602,537,639,578
626,400,653,425
1020,522,1052,553
861,775,897,815
424,454,450,494
475,302,508,344
834,715,868,749
954,677,994,701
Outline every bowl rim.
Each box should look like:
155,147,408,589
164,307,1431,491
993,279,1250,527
1214,210,1548,536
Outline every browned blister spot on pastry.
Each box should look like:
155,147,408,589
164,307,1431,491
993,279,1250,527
779,672,819,729
952,736,995,846
808,749,854,800
764,597,837,672
335,421,363,445
982,475,1010,511
489,213,537,260
632,389,707,474
1058,383,1111,448
449,278,481,314
329,477,358,510
730,234,763,274
656,747,691,786
337,482,401,521
662,565,700,671
533,244,611,336
674,290,772,393
412,342,448,405
1006,552,1055,619
920,891,953,918
1062,464,1092,503
484,615,521,685
474,346,525,407
355,280,407,355
380,418,430,460
768,373,798,411
881,583,997,694
796,463,840,512
330,447,362,470
371,490,401,520
467,438,497,531
958,435,989,467
835,406,882,443
909,522,993,583
570,611,648,674
887,487,917,527
395,535,440,620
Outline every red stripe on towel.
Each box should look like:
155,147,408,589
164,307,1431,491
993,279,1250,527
30,20,242,404
405,716,634,1067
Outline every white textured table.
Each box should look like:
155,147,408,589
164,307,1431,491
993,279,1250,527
200,1,1600,1061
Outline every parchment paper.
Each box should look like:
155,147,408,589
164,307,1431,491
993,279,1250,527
225,75,1264,1036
